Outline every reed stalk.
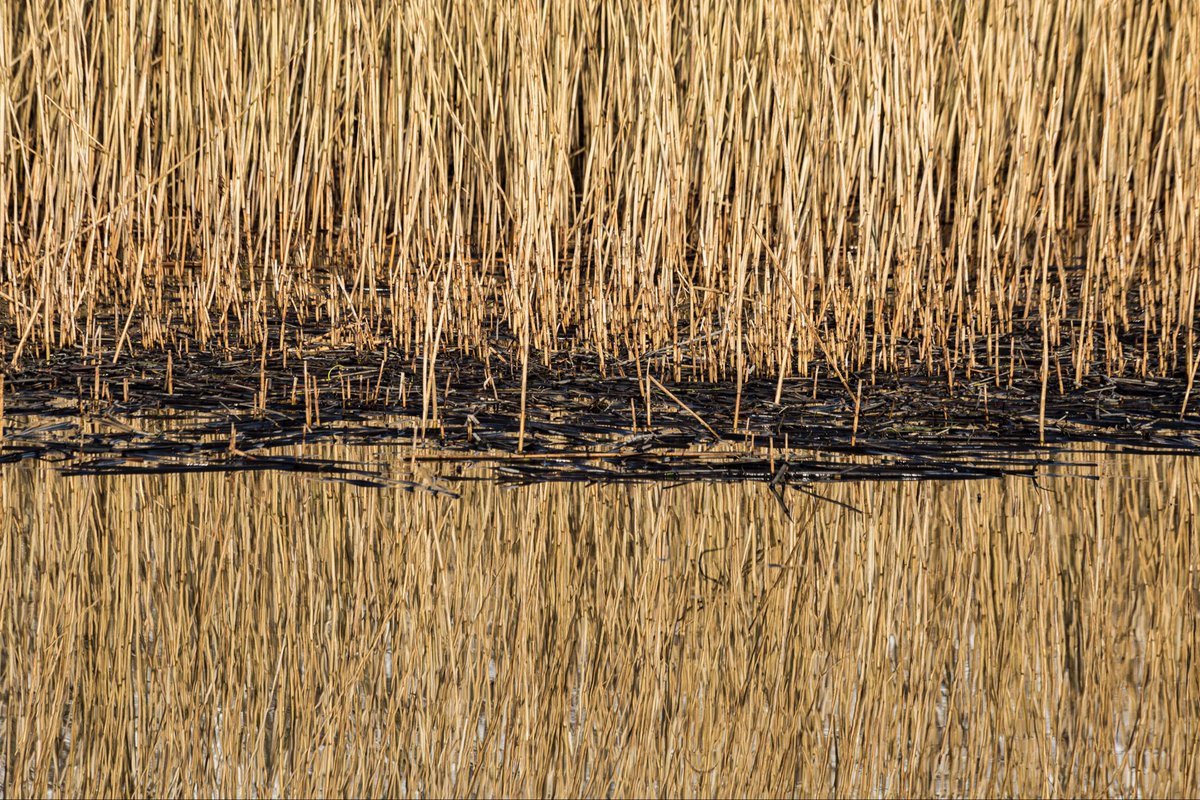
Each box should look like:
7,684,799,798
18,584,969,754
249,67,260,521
0,0,1195,391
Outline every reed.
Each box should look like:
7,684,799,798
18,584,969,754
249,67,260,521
2,0,1198,390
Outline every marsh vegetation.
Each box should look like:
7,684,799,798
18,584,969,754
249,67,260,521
3,1,1198,399
2,2,1199,796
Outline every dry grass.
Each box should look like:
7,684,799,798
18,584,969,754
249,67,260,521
2,0,1198,391
2,444,1198,796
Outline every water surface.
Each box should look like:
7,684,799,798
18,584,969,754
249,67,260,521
2,445,1197,797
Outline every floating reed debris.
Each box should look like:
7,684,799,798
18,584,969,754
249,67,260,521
3,338,1200,483
1,0,1198,393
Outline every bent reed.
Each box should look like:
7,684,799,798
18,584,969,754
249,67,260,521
2,0,1198,391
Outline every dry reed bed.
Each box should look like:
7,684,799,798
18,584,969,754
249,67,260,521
3,0,1199,399
2,445,1197,796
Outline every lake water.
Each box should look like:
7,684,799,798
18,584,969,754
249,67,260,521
1,444,1197,797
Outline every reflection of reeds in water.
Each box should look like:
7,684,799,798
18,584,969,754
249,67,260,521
2,446,1197,796
2,1,1199,397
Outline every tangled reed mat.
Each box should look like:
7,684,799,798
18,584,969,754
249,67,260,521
4,317,1200,491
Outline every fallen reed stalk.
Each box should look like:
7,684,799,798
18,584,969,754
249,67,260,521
648,373,719,440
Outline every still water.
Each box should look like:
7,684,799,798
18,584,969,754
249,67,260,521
2,444,1197,797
